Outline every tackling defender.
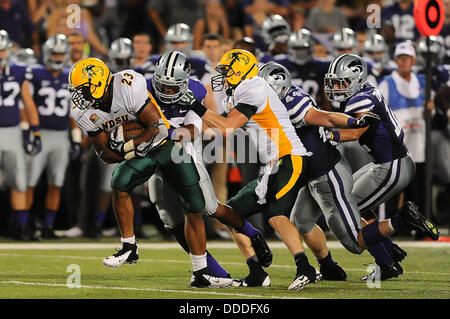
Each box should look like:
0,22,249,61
323,54,440,279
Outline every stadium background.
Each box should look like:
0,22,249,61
0,0,449,242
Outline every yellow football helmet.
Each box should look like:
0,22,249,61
68,57,112,109
211,49,258,93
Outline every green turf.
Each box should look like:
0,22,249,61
0,244,449,299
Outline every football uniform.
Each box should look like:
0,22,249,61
381,2,420,44
0,64,28,192
146,78,219,229
225,76,311,220
134,57,156,80
273,56,329,103
340,83,414,213
72,70,212,214
26,65,72,188
285,85,363,254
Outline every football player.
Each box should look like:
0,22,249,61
259,15,291,62
324,54,440,279
259,62,407,281
146,50,233,282
180,49,324,291
68,57,268,288
274,29,329,105
148,24,212,85
23,34,79,239
0,30,41,240
362,33,395,83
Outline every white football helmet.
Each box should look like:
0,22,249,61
258,62,292,99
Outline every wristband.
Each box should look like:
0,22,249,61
347,117,358,128
123,140,135,153
20,121,30,130
71,127,83,143
192,99,207,117
329,131,341,142
31,125,41,136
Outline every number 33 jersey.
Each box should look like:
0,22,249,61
25,65,71,130
71,70,167,137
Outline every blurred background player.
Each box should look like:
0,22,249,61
23,34,79,239
362,33,395,83
259,14,291,62
132,32,154,79
0,30,41,240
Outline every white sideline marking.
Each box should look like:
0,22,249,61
0,280,309,299
0,241,449,250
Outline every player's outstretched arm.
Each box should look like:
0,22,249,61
305,108,379,129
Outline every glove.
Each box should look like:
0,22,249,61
178,90,196,108
178,90,207,116
348,113,381,128
20,121,33,155
124,119,168,160
108,127,134,155
71,142,81,160
325,130,340,145
30,126,42,155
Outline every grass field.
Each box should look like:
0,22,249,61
0,240,449,300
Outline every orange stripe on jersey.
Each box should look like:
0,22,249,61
251,97,293,159
275,155,303,199
147,91,170,128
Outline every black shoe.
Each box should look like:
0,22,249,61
13,225,41,241
190,267,233,288
320,262,347,281
233,269,271,287
41,228,60,239
103,242,139,268
400,201,440,240
390,244,407,263
361,263,402,281
89,225,103,239
250,233,273,267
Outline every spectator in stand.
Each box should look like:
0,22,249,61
147,0,204,42
288,5,306,32
0,0,39,54
67,32,86,64
242,0,289,51
305,0,348,34
440,0,450,64
193,0,230,50
46,0,108,56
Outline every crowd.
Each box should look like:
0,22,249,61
0,0,449,241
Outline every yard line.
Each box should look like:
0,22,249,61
0,280,309,299
0,241,449,250
1,253,449,276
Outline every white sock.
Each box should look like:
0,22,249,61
190,253,207,272
121,236,136,244
387,219,395,233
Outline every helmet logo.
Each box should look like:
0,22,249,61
82,65,104,79
228,51,250,64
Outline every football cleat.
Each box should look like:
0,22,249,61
390,244,407,263
190,268,234,288
250,233,273,268
320,262,347,281
288,266,321,291
400,201,440,241
232,269,271,287
41,227,61,239
103,242,139,268
361,263,402,281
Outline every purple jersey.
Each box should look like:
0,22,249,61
282,84,340,180
381,2,419,43
340,83,408,164
0,64,26,127
134,57,156,80
274,56,329,102
149,54,211,84
147,77,206,122
26,65,71,131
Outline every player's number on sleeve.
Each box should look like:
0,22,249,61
121,73,134,86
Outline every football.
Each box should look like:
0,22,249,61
122,121,145,141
